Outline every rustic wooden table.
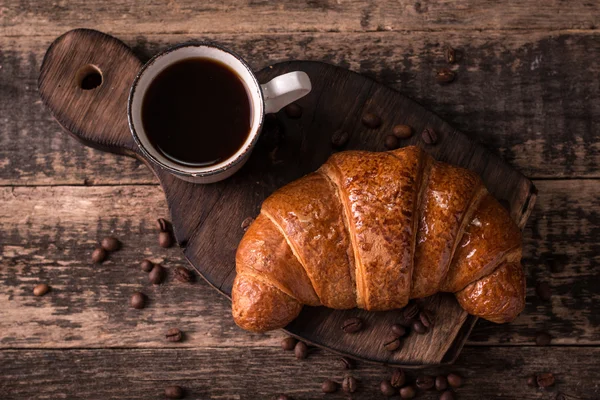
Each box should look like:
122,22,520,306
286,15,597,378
1,1,598,399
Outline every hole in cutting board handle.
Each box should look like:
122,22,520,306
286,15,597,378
75,64,103,90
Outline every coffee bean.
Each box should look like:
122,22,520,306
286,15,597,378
383,335,403,352
166,328,182,342
390,368,406,388
101,236,121,252
384,135,400,150
412,319,427,334
149,264,165,285
341,317,363,334
294,341,308,359
159,231,174,248
130,292,146,309
275,395,291,400
164,385,184,399
445,46,456,64
92,247,107,263
391,323,407,337
156,218,171,232
436,68,456,84
393,124,413,139
400,385,417,399
536,282,552,301
174,266,193,283
403,302,420,320
416,375,435,390
362,112,382,129
338,357,355,370
447,373,463,388
322,379,338,393
537,372,555,388
140,259,154,272
241,217,254,231
281,336,297,351
342,376,357,393
284,103,302,119
535,332,552,346
331,130,349,148
380,380,396,397
526,375,538,387
439,390,455,400
436,375,449,391
33,283,50,297
419,310,434,328
422,127,438,145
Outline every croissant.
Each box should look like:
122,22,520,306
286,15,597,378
232,146,525,332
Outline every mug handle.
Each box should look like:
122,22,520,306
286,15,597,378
261,71,312,114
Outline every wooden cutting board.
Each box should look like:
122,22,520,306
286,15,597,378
38,29,537,367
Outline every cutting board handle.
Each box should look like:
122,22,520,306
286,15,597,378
38,29,142,156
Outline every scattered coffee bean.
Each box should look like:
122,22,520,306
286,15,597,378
164,385,184,399
536,282,552,301
390,369,406,388
526,375,538,387
439,390,455,400
403,302,420,320
383,335,403,352
149,264,165,285
537,372,555,388
436,375,449,391
284,103,302,119
159,231,174,248
322,379,338,393
416,375,435,390
419,310,434,328
342,376,357,393
362,112,382,129
393,124,413,139
447,373,463,388
422,127,438,145
166,328,182,342
101,236,121,252
130,292,146,309
380,380,396,397
156,218,170,232
92,247,107,263
275,395,291,400
241,217,254,231
140,259,154,272
400,385,417,399
445,46,456,64
535,332,552,346
294,341,308,359
331,130,349,148
436,68,456,84
281,336,297,351
174,266,193,283
341,317,363,334
33,283,50,297
384,135,400,150
412,319,427,334
338,357,355,370
391,323,407,338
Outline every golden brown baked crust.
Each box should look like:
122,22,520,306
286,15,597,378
232,146,526,332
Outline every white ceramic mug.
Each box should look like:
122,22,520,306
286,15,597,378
128,43,312,184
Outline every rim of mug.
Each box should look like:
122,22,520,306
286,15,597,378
127,41,265,179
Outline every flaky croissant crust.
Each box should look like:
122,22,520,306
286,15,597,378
232,146,525,332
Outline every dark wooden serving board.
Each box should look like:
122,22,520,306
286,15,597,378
38,29,537,367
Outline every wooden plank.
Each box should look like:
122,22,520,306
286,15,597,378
1,180,598,348
2,30,599,185
1,0,599,37
1,347,598,399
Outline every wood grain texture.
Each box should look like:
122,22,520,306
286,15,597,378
1,0,599,37
1,180,597,348
1,347,598,400
2,31,600,185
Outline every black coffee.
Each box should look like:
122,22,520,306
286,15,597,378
142,58,252,167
